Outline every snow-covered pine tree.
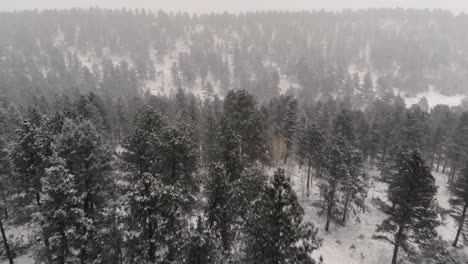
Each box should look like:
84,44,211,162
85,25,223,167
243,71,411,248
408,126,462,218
36,157,82,264
320,136,348,232
417,240,464,264
334,109,369,224
449,159,468,247
200,102,220,172
275,95,298,163
50,119,113,263
122,107,195,263
222,90,268,164
297,122,326,197
184,216,222,264
11,108,46,207
243,168,320,264
375,145,439,264
159,120,199,198
125,172,187,264
359,71,374,107
447,112,468,183
0,138,14,264
340,147,368,224
205,164,232,251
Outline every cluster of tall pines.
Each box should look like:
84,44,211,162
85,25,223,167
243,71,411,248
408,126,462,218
1,9,468,106
0,7,468,264
0,86,467,263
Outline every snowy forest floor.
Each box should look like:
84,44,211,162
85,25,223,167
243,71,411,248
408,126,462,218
278,162,468,264
2,163,468,264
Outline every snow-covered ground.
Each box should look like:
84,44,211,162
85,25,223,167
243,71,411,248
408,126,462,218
278,162,468,264
402,86,466,108
3,163,468,264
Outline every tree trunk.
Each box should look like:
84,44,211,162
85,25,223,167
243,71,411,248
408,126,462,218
381,144,387,164
453,203,467,247
306,164,311,197
391,242,400,264
325,189,335,232
342,192,351,224
36,192,53,263
442,159,448,173
0,216,14,264
430,151,436,169
391,226,404,264
449,164,458,184
436,147,442,172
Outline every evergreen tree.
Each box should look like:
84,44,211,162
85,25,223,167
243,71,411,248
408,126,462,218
122,107,193,263
279,96,298,162
417,240,464,264
449,160,468,247
375,145,439,264
447,112,468,183
205,164,232,250
49,119,113,263
359,71,374,106
223,90,268,164
297,123,326,197
36,158,82,264
184,216,222,264
376,75,392,98
340,147,368,224
11,108,48,207
320,136,348,232
243,168,320,264
0,138,14,264
125,172,187,264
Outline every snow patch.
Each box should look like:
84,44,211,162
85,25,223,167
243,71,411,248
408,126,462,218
401,86,465,108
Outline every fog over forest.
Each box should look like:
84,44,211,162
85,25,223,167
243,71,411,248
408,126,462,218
0,0,467,14
0,1,468,264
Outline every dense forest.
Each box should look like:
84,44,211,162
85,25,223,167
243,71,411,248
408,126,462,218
0,7,468,264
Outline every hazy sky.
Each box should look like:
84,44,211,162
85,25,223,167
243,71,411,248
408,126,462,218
0,0,467,14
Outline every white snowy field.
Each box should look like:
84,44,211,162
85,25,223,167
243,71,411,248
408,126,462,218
279,163,468,264
402,86,466,108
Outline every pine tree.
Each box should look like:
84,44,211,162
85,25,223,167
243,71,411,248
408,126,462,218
417,240,464,264
280,96,298,162
122,107,193,263
376,75,392,98
297,123,326,197
36,158,82,264
359,71,374,106
375,145,439,264
340,147,368,224
49,119,113,263
125,172,187,264
418,96,429,113
160,120,199,198
11,108,49,207
447,112,468,183
116,96,129,143
449,160,468,247
184,216,222,264
200,102,219,171
172,62,182,90
223,90,268,164
243,168,320,264
205,164,232,251
337,111,368,223
321,136,348,232
0,138,14,264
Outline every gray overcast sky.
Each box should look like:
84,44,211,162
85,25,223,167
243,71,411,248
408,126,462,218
0,0,467,14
